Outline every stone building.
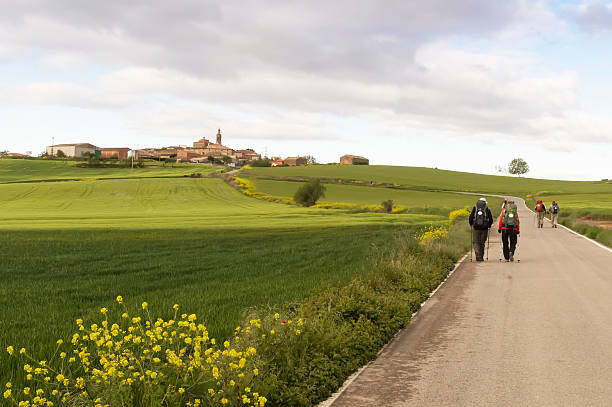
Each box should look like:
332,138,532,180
284,156,307,166
191,129,234,159
99,148,131,160
46,143,98,157
340,154,369,165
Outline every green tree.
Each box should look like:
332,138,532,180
56,149,66,158
294,179,326,207
222,155,233,164
508,158,529,176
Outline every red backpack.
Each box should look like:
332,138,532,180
536,202,545,212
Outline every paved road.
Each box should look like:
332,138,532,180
330,198,612,407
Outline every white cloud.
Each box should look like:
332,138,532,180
0,0,610,179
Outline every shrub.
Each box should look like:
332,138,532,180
250,159,271,168
449,206,470,224
293,179,326,207
381,200,394,213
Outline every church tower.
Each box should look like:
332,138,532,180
216,129,222,145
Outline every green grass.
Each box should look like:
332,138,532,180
0,158,215,183
246,176,491,215
248,165,612,246
0,175,449,384
248,165,611,195
0,177,441,229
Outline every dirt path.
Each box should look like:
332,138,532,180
327,197,612,407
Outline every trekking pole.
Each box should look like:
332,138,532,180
486,228,490,261
470,227,473,262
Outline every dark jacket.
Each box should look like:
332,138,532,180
469,205,494,230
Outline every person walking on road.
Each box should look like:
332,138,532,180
535,199,546,228
549,200,560,228
469,198,493,262
499,200,520,262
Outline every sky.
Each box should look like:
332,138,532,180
0,0,611,180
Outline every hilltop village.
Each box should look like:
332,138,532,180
7,129,369,167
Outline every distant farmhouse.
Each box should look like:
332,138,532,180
99,148,131,160
284,156,307,166
340,154,369,165
45,143,98,158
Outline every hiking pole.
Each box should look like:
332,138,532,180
486,228,490,261
470,227,473,262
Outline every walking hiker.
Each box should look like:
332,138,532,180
535,199,546,228
469,198,493,262
549,200,560,228
498,200,520,262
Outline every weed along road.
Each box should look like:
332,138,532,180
329,197,612,407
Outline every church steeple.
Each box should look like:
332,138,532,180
216,128,222,145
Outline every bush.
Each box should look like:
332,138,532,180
293,179,326,207
381,200,394,213
250,159,271,168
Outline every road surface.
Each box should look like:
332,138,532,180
329,198,612,406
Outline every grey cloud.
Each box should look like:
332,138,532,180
0,0,522,78
564,0,612,32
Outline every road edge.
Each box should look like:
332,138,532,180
317,252,470,407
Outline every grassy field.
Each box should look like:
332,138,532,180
0,158,213,182
0,173,449,384
248,165,612,246
248,165,611,196
246,176,488,215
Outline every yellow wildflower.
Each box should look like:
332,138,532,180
141,301,148,310
3,389,10,399
6,346,13,356
116,295,123,304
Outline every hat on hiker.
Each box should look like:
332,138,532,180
479,197,487,203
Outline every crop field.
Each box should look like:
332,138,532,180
0,170,451,381
245,176,487,215
248,165,611,196
0,177,441,229
0,158,211,183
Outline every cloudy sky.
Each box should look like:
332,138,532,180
1,0,611,180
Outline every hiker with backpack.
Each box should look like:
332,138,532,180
498,200,520,262
535,199,546,228
549,201,560,228
469,197,493,262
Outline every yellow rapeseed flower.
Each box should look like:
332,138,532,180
100,308,107,314
173,304,179,310
178,387,185,394
3,389,10,399
116,295,123,304
141,302,148,310
19,348,26,354
6,346,13,356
